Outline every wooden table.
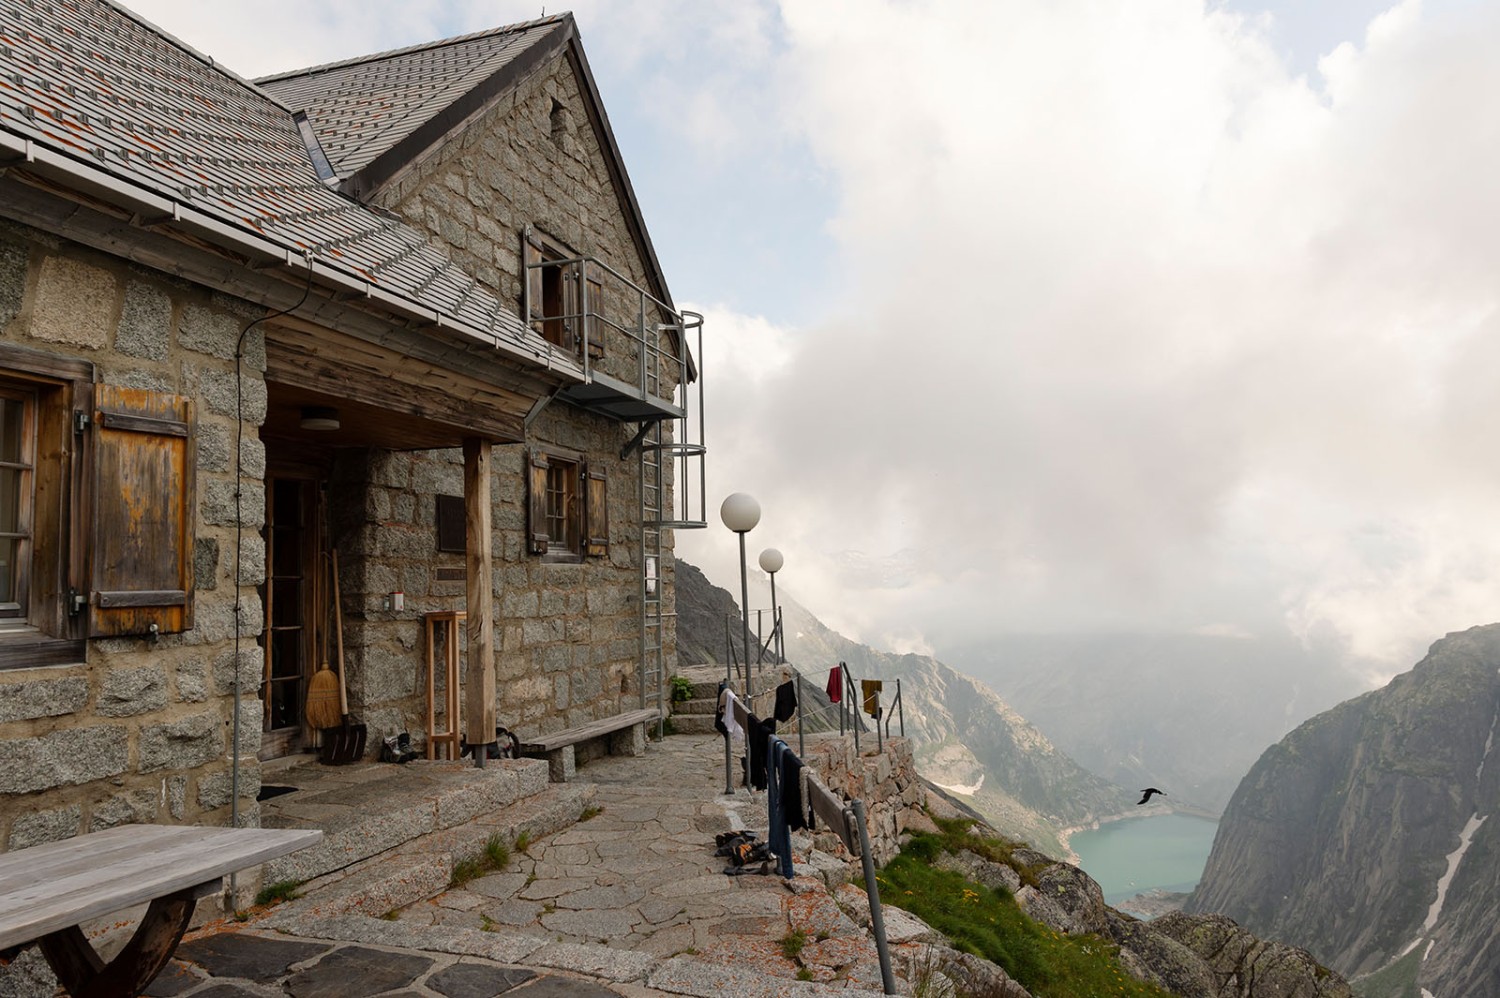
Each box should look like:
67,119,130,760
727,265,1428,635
0,824,322,998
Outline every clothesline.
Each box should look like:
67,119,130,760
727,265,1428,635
723,689,861,863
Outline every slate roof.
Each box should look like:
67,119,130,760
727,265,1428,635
0,0,553,364
257,18,567,187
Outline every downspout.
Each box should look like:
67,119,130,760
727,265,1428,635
227,261,314,902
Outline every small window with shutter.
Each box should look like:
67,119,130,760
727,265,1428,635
526,449,605,561
522,228,581,353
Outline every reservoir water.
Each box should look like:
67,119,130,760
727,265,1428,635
1068,813,1219,906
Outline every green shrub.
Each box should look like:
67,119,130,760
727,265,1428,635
669,675,695,702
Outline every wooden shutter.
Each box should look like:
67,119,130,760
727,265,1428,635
89,385,195,637
583,463,608,557
523,230,545,325
584,274,605,360
526,449,549,555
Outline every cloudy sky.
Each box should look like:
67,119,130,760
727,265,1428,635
129,0,1499,681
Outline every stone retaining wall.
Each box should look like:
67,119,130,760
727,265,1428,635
802,736,926,867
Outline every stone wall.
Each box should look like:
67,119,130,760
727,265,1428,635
378,47,683,392
330,48,685,750
0,222,267,851
802,736,927,867
328,416,654,750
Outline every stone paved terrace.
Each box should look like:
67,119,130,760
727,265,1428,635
88,732,939,997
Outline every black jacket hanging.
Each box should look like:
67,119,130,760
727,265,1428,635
773,680,797,723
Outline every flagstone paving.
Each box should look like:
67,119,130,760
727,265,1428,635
136,733,912,997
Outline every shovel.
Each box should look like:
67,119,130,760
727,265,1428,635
320,549,368,764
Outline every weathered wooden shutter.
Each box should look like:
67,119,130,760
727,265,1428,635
560,262,580,352
89,385,195,637
523,230,545,326
583,463,608,557
526,449,549,555
584,274,605,360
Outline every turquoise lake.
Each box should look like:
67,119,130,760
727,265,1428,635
1068,813,1220,905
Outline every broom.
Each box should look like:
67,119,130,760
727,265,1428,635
305,551,342,730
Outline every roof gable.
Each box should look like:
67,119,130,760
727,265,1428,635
259,14,677,314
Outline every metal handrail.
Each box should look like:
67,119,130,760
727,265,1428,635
522,251,687,402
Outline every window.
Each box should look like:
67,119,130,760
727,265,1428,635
0,389,36,623
527,450,608,559
0,344,91,668
0,343,197,670
522,227,605,358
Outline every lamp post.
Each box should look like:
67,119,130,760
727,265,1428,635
720,493,760,689
759,547,783,667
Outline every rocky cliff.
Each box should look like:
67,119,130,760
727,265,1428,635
1188,624,1500,995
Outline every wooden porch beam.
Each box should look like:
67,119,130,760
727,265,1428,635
463,438,496,756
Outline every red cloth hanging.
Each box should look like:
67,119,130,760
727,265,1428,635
826,668,842,703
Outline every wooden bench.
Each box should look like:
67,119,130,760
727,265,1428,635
518,707,662,781
0,824,321,998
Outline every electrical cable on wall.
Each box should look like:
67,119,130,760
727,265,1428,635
226,259,316,899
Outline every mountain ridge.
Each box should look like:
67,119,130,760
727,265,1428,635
1187,623,1500,996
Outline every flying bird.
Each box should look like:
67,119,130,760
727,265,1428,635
1137,788,1166,805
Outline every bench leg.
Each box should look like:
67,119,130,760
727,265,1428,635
545,745,575,782
37,889,196,998
608,722,646,757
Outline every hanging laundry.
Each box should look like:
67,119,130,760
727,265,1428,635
826,667,842,703
765,738,795,878
781,750,807,832
717,687,744,743
747,713,774,790
861,679,883,718
773,679,797,723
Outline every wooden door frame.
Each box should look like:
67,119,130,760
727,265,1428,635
260,465,326,761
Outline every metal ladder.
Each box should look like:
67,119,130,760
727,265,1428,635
638,312,707,735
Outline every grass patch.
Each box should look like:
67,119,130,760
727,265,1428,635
253,880,301,907
379,909,400,921
878,825,1175,998
780,928,807,960
450,833,513,889
512,831,530,855
796,968,814,981
480,914,498,933
579,805,602,821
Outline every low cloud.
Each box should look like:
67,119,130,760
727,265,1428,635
680,0,1500,676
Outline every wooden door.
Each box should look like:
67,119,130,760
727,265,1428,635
261,476,322,759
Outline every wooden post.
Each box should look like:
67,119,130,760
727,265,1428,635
463,438,496,763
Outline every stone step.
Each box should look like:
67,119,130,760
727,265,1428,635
672,697,719,716
257,756,551,885
265,782,596,924
668,713,720,736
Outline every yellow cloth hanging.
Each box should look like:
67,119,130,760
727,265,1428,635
861,679,883,718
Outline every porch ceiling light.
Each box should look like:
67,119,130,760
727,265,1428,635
299,405,340,431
